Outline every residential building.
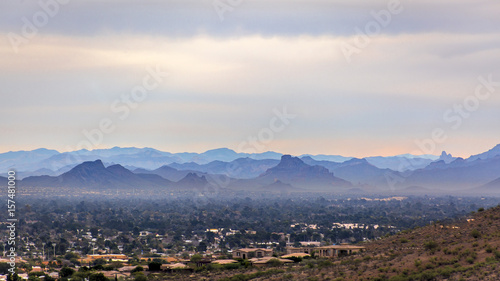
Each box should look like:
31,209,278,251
287,244,364,258
232,248,273,259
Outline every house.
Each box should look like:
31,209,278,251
281,253,310,259
287,244,364,258
80,254,128,264
100,271,128,279
232,248,273,259
118,266,137,273
287,246,315,255
212,259,238,265
315,245,365,257
249,257,293,267
30,266,43,273
299,241,321,247
161,263,188,270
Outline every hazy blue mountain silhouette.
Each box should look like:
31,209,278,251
21,160,172,189
6,143,500,195
364,156,434,171
251,155,352,191
467,144,500,162
6,145,492,175
478,177,500,192
134,165,191,182
301,157,392,184
261,180,300,192
173,172,212,189
0,148,59,171
397,155,500,191
167,158,280,179
438,151,457,163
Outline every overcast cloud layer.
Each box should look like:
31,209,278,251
1,0,500,157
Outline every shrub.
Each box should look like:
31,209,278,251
424,241,438,251
486,245,494,253
267,258,283,267
471,229,481,238
494,251,500,260
131,266,143,273
318,260,333,268
133,272,147,281
420,270,437,280
223,263,241,270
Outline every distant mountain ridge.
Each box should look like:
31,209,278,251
21,160,172,189
301,157,392,185
395,155,500,192
20,159,233,191
2,146,457,175
230,155,352,191
167,158,280,179
467,144,500,162
6,143,500,195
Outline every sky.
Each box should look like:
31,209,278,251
1,0,500,158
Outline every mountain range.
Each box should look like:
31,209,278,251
8,143,500,195
21,160,171,189
2,147,441,178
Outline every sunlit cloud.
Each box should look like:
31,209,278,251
1,0,499,157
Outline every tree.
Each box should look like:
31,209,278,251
196,242,207,252
59,267,75,278
93,258,107,266
90,227,99,238
7,273,22,281
190,254,203,263
131,266,143,273
147,261,162,271
44,275,56,281
0,263,10,275
64,252,80,260
89,273,108,281
109,261,123,270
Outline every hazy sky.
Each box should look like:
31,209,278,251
1,0,500,157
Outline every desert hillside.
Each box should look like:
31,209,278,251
177,205,500,280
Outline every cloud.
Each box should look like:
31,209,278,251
1,0,500,157
1,0,499,39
